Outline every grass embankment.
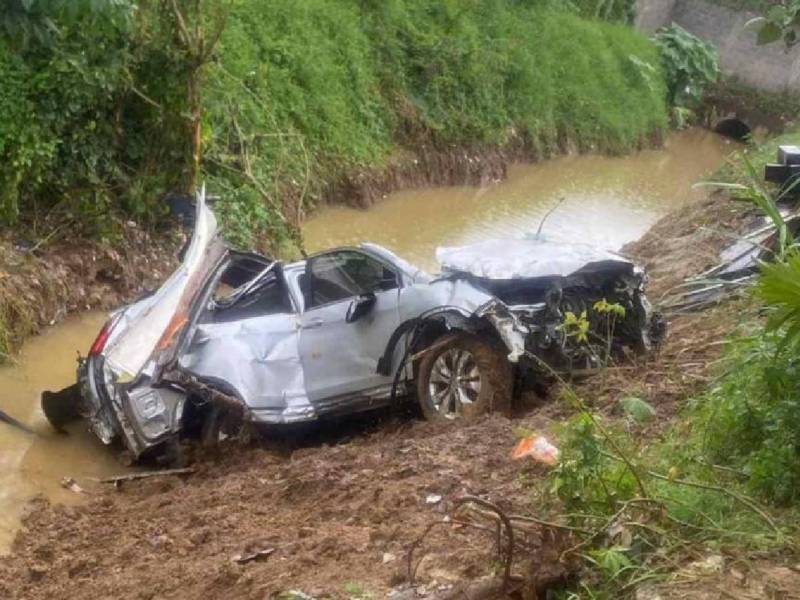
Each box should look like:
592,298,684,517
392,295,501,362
207,1,669,249
0,0,669,354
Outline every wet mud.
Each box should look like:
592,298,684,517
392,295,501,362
0,412,577,599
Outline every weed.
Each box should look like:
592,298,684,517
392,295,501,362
714,128,800,185
343,581,372,599
654,24,720,125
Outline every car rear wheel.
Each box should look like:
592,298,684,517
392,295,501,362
201,405,245,448
416,332,512,421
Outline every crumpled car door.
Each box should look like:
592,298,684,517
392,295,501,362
177,264,312,423
298,249,401,402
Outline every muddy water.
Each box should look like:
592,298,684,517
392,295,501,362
304,129,737,269
0,128,735,554
0,313,129,554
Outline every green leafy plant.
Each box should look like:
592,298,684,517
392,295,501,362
653,24,719,113
746,1,800,48
619,396,656,424
563,310,591,344
759,251,800,349
585,546,635,581
694,329,800,505
593,298,626,363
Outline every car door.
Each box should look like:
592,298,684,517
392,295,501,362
298,249,401,401
177,261,308,417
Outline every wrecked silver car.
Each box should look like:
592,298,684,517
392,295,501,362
44,192,661,460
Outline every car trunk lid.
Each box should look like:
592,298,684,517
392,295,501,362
102,190,227,384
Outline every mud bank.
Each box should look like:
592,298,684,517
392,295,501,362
0,414,580,599
322,131,663,211
0,222,180,356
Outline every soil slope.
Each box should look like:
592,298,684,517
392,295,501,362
0,190,779,599
0,222,180,354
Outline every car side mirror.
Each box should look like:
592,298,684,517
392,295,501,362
346,292,376,323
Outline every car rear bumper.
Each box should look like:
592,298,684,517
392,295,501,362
77,356,120,445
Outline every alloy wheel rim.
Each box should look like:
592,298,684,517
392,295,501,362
428,348,482,419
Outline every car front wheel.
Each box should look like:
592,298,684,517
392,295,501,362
416,332,512,421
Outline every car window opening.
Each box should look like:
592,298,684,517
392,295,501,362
206,256,292,322
307,251,398,308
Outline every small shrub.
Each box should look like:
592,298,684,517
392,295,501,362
695,330,800,505
654,24,720,110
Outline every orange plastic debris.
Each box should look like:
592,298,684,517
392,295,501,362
511,435,560,466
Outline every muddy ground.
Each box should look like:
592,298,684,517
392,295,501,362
0,220,180,355
1,190,797,599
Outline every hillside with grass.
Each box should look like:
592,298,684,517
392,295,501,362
1,0,667,253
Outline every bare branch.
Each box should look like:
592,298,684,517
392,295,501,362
200,0,233,63
169,0,191,48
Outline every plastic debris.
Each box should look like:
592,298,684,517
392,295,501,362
231,546,275,564
511,435,560,465
60,477,85,494
425,494,442,505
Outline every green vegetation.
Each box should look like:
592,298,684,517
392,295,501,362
654,24,720,126
746,0,800,47
567,0,637,23
537,135,800,597
0,0,669,253
714,127,800,184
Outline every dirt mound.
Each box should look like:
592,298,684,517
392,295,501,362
623,190,758,299
0,222,180,354
0,414,577,599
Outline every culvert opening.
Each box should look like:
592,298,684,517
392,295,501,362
714,117,751,141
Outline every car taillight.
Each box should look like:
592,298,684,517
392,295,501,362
89,318,115,356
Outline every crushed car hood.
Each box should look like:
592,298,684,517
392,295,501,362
436,238,635,280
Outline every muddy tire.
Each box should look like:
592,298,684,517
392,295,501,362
41,384,81,431
416,332,512,422
201,405,244,448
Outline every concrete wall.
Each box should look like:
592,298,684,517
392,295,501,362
635,0,800,92
634,0,677,33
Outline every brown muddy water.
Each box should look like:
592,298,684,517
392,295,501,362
0,128,736,554
305,128,738,269
0,313,129,553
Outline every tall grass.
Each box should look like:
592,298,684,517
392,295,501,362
0,0,668,250
204,0,668,248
